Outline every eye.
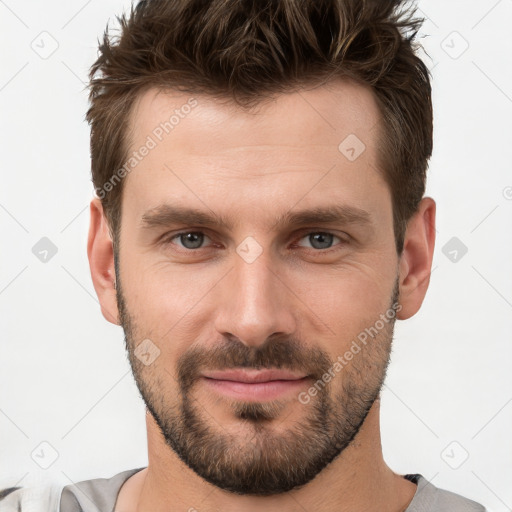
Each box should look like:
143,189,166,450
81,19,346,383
166,231,212,250
161,230,347,254
295,231,345,251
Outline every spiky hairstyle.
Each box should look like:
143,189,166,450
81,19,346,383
87,0,432,253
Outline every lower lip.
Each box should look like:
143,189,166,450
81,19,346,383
201,377,310,401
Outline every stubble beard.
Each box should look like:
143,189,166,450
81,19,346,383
116,262,398,496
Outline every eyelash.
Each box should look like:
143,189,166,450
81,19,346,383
160,230,348,255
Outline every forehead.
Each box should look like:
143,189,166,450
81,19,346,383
121,79,389,227
128,79,381,155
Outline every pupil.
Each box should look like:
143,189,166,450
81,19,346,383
311,233,332,249
182,232,203,249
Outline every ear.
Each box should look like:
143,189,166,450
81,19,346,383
87,198,120,325
396,197,436,320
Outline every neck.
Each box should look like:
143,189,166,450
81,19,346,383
116,400,417,512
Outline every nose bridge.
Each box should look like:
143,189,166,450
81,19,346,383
235,246,279,309
213,243,296,347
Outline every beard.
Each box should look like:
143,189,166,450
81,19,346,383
116,263,398,496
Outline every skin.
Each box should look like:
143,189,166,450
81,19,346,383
88,78,436,512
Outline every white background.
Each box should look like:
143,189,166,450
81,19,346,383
0,1,511,510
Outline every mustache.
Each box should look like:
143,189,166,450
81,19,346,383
177,334,333,391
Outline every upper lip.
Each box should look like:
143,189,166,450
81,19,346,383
201,369,308,383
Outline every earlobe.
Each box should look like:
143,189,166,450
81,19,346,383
396,197,436,320
87,198,121,325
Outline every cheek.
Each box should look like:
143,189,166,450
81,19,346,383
119,251,222,358
289,262,396,354
299,270,380,306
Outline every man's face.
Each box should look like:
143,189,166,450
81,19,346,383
115,80,400,495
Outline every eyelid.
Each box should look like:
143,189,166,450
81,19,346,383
163,230,214,249
293,230,346,247
161,228,349,252
293,227,349,240
290,229,350,254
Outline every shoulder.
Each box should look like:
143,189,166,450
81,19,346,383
0,469,143,512
406,474,488,512
0,484,62,511
59,468,145,512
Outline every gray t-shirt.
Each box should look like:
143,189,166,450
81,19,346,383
1,469,488,511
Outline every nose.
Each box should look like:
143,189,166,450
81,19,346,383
213,248,297,348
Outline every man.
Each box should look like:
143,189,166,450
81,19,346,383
1,0,488,510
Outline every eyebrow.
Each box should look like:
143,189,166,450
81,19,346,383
141,204,372,231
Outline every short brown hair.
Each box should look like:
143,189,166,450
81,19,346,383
87,0,432,253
